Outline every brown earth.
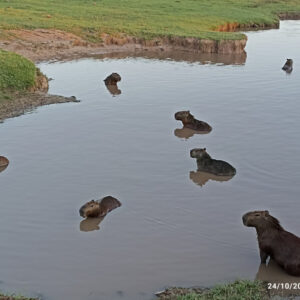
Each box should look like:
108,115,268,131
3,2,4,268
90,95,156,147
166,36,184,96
0,29,247,63
0,92,79,123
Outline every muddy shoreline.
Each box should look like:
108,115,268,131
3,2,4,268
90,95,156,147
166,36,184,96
0,92,79,123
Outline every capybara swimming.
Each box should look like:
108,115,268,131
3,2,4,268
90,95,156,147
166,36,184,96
79,196,121,218
0,156,9,173
243,210,300,276
104,73,121,85
174,111,212,132
190,148,236,176
282,59,293,73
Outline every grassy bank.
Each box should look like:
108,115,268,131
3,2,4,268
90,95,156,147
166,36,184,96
157,280,269,300
0,49,36,91
0,292,38,300
0,0,300,42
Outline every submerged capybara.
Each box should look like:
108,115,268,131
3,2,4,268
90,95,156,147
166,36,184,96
243,210,300,276
282,59,293,73
104,73,121,85
79,196,121,218
174,111,212,132
190,148,236,176
0,156,9,173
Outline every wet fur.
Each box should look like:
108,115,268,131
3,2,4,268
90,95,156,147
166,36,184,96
174,111,212,132
104,73,121,85
190,148,236,176
79,196,121,218
243,210,300,276
0,156,9,167
282,59,293,73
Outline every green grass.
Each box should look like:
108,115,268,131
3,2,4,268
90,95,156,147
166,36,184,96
176,280,268,300
0,291,38,300
0,0,300,41
0,49,36,90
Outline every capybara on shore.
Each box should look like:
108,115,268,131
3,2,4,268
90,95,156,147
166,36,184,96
174,111,212,132
104,73,121,85
243,210,300,276
79,196,121,218
190,148,236,176
282,59,293,73
0,156,9,173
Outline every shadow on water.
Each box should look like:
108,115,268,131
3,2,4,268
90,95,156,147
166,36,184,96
256,259,300,296
174,127,210,139
80,216,105,232
105,84,122,96
189,170,234,187
92,49,247,65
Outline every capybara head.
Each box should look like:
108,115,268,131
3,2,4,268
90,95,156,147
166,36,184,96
79,200,101,218
104,73,121,84
242,210,283,230
190,148,209,159
174,111,192,121
286,59,293,65
0,156,9,167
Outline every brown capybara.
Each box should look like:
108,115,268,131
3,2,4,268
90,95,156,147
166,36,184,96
282,59,293,73
79,196,121,218
174,111,212,132
104,73,121,85
190,148,236,176
243,210,300,276
0,156,9,173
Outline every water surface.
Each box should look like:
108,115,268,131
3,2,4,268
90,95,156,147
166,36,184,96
0,21,300,300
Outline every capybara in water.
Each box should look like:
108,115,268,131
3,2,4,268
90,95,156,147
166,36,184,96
243,210,300,276
282,59,293,73
104,73,121,85
174,111,212,132
190,148,236,176
79,196,121,218
0,156,9,173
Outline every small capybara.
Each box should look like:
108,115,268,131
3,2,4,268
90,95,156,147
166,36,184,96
0,156,9,173
79,196,121,218
190,148,236,176
282,59,293,73
174,111,212,132
243,210,300,276
104,73,121,85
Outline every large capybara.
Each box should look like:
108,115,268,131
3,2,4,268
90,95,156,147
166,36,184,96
79,196,121,218
0,156,9,173
282,59,293,73
243,210,300,276
190,148,236,176
174,111,212,132
104,73,121,85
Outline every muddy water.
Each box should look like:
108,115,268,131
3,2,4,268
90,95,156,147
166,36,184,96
1,21,300,300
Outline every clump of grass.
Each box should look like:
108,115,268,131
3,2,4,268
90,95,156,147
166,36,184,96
0,49,36,90
0,291,39,300
157,280,269,300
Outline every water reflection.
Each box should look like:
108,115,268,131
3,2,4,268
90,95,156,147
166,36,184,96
80,216,105,232
105,84,122,96
256,259,300,296
174,127,210,139
92,49,247,65
189,170,234,187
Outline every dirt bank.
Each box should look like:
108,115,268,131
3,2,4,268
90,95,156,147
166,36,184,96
0,29,247,63
0,92,79,123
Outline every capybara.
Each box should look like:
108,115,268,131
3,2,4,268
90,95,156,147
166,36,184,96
282,59,293,73
243,210,300,276
79,196,121,218
0,156,9,173
174,111,212,132
104,73,121,85
190,148,236,176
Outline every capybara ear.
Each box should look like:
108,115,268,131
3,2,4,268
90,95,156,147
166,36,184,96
203,148,206,151
264,210,269,215
188,110,190,113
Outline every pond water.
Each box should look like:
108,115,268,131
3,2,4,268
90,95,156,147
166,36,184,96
1,21,300,300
